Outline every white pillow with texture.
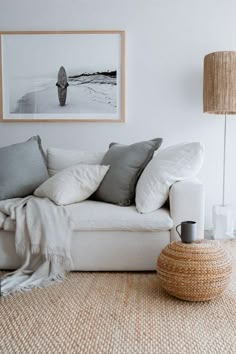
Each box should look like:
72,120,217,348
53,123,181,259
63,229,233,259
135,142,204,213
47,147,105,176
34,164,109,206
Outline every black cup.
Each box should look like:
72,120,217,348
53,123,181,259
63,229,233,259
176,221,197,243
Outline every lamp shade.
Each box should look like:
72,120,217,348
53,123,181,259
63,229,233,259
203,51,236,114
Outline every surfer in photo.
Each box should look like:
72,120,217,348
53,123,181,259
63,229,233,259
56,82,69,89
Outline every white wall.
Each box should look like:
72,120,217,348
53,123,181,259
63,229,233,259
1,0,236,229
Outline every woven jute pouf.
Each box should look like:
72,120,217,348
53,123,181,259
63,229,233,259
157,240,232,301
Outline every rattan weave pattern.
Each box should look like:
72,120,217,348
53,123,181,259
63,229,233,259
203,51,236,114
157,240,232,301
0,240,235,354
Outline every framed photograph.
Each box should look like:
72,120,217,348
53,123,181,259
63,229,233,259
0,30,125,122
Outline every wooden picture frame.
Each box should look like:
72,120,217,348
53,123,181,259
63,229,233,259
0,30,125,122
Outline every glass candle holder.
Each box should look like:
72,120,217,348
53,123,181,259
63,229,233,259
212,204,234,240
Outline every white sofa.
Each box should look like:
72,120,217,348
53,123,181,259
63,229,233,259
0,178,204,271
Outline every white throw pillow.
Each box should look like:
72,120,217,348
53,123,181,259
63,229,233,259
135,142,204,213
34,164,109,206
47,147,105,176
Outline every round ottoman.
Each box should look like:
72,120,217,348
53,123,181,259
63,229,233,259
157,240,232,301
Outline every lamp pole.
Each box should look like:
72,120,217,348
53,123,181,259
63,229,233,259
222,113,227,206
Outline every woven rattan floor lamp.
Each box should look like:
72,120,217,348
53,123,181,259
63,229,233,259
203,51,235,239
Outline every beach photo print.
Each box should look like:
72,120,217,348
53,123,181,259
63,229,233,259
0,31,125,122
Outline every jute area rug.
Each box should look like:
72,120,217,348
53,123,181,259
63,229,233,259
1,240,236,354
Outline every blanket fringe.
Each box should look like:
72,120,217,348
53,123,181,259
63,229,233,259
15,245,72,270
16,244,26,257
1,272,66,297
30,245,73,270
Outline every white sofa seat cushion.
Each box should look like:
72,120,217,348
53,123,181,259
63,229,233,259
66,200,173,231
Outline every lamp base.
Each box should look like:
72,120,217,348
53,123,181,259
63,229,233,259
212,205,234,240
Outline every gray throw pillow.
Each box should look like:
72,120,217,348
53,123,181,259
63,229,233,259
0,136,49,200
93,138,163,206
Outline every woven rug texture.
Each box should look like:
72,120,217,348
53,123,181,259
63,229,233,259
0,240,236,354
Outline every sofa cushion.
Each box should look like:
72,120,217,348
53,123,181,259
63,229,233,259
34,164,109,206
66,200,173,231
0,136,49,201
93,138,163,206
135,142,204,213
47,147,105,176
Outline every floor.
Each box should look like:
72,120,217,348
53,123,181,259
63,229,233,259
0,240,236,354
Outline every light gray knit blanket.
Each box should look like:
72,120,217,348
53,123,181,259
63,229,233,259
0,196,73,296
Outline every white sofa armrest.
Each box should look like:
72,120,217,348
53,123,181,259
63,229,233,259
169,179,205,241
